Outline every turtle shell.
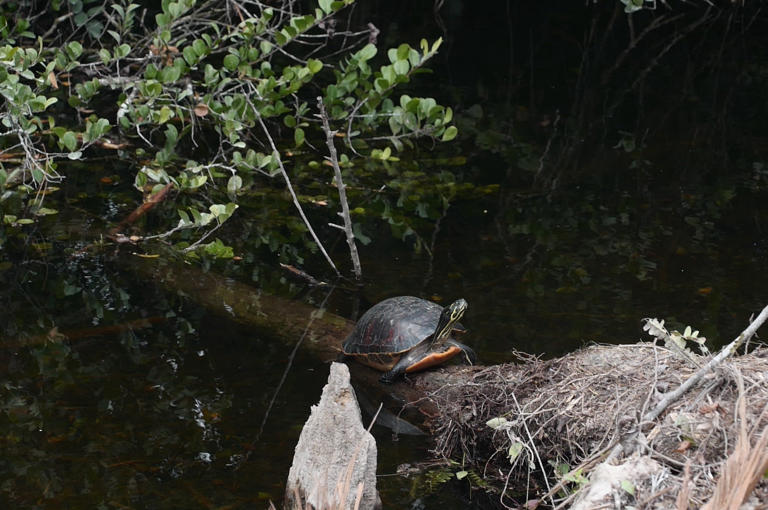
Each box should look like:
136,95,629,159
341,296,465,371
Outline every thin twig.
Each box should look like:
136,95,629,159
109,182,174,235
255,112,340,277
511,392,554,507
317,97,362,281
243,286,337,476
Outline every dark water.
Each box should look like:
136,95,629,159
4,2,768,509
2,171,766,508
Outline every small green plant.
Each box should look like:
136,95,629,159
642,318,711,362
486,416,533,467
423,467,455,493
548,460,589,498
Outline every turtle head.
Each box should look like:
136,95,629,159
433,298,468,344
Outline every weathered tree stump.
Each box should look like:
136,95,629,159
286,363,381,510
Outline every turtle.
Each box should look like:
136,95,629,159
341,296,476,383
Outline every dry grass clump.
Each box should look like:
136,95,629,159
426,343,768,509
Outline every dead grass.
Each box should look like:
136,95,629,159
425,344,768,509
701,372,768,510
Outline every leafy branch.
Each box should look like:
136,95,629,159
1,0,460,272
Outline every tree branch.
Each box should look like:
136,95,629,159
317,97,362,281
642,303,768,424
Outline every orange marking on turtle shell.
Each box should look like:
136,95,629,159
404,345,461,373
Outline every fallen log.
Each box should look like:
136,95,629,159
125,254,352,362
125,255,449,406
126,255,768,509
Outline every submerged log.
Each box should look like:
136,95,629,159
126,255,352,361
127,256,768,508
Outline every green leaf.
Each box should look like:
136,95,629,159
620,480,635,496
388,114,401,135
408,48,421,67
193,39,208,57
223,54,240,71
456,470,467,480
114,44,131,59
158,106,172,124
381,65,395,84
294,127,305,146
393,59,409,76
318,0,333,14
420,39,429,55
31,168,44,183
186,175,207,189
508,442,523,461
66,41,83,59
159,65,181,83
444,107,453,124
181,46,198,67
356,43,377,62
396,43,410,60
374,77,389,93
209,202,238,222
486,417,509,429
283,115,297,128
164,123,178,146
201,239,234,259
86,20,104,39
307,58,323,74
227,175,242,193
291,14,314,32
156,13,170,28
99,48,112,64
60,131,78,151
441,125,457,142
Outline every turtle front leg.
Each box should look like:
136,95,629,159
448,340,476,365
